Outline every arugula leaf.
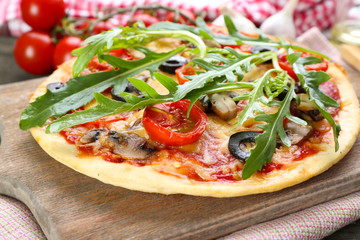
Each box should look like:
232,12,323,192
288,51,341,150
72,28,124,76
241,80,302,180
46,73,177,133
20,71,119,130
20,46,185,130
46,93,131,133
233,69,287,126
174,50,274,101
72,25,206,76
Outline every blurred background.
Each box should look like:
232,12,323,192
0,0,359,239
0,0,359,83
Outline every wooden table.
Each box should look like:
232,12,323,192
0,36,359,239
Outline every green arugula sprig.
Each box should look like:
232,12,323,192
71,24,206,76
20,46,185,130
241,79,306,179
288,51,341,150
233,69,290,127
174,48,274,106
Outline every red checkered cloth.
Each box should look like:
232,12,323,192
0,0,348,36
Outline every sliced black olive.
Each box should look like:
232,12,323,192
47,82,65,92
159,55,189,74
308,109,324,121
250,46,278,54
125,81,141,94
111,88,126,102
294,82,306,94
228,131,260,163
111,81,144,102
277,89,288,101
277,82,305,101
188,43,196,49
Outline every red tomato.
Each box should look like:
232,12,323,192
142,100,207,146
14,30,55,75
278,52,328,80
20,0,65,30
164,9,196,24
130,13,160,27
92,20,118,35
53,36,83,67
175,64,198,84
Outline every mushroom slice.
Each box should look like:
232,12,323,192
284,121,313,145
210,92,238,121
79,129,104,144
101,131,156,160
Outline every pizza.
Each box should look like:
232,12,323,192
20,19,360,197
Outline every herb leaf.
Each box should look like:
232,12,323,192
20,46,184,130
241,80,299,180
46,73,177,133
288,52,341,150
174,50,273,101
233,69,288,126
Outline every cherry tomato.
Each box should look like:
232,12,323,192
92,20,118,35
130,13,160,27
175,64,198,84
14,30,55,75
20,0,65,30
142,100,207,146
164,9,196,24
278,52,328,80
53,36,83,67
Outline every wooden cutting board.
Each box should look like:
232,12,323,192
0,65,359,240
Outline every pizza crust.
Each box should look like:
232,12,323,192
30,61,360,197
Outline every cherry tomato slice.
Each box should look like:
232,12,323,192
86,49,133,72
142,100,207,146
175,64,198,84
278,52,328,80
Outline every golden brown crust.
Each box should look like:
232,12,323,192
30,60,360,197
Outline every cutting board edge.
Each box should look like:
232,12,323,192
0,175,61,240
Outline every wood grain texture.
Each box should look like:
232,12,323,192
0,65,359,239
